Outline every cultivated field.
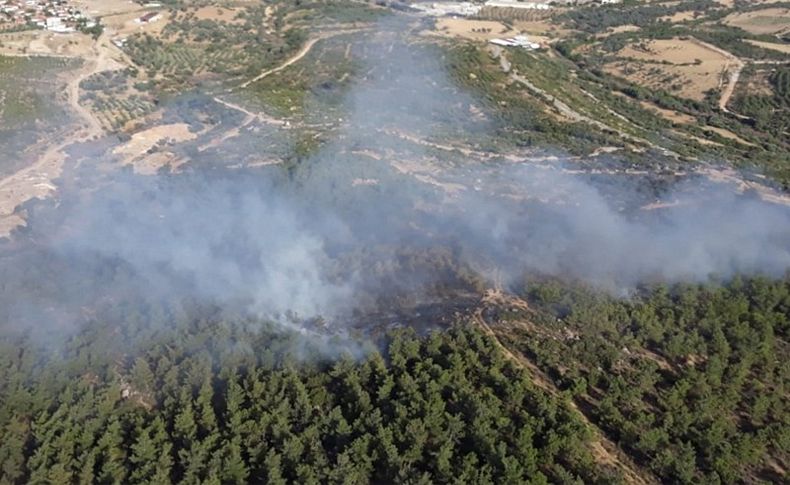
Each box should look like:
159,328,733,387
604,37,734,101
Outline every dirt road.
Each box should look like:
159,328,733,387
239,36,325,89
238,28,369,90
0,29,125,236
692,39,746,115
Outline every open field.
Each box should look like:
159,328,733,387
431,18,552,45
723,7,790,36
433,18,513,41
70,0,144,17
191,6,244,24
745,39,790,54
604,37,734,102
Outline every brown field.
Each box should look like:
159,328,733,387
639,101,696,124
112,123,197,174
191,6,244,24
432,18,554,45
660,11,700,23
0,30,95,57
723,8,790,36
604,37,733,101
745,39,790,54
433,18,513,41
704,126,755,147
102,10,168,37
70,0,144,17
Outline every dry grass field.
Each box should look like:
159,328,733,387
430,18,553,45
745,39,790,54
604,37,733,101
433,18,513,41
723,8,790,36
191,6,245,24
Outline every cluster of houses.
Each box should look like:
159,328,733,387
0,0,96,33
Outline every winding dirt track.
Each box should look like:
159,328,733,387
0,30,121,235
239,36,325,89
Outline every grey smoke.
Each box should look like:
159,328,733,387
1,19,789,343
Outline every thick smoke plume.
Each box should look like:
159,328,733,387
1,20,789,344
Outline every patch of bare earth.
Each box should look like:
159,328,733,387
604,37,733,102
432,18,513,41
0,25,132,236
639,101,696,124
701,166,790,206
112,123,198,175
722,8,790,36
745,39,790,54
190,6,244,24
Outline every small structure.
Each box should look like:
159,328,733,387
136,11,160,24
489,35,541,50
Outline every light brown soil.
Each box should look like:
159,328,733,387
723,8,790,36
433,18,512,41
0,27,127,236
639,101,696,124
704,126,756,146
112,123,197,174
605,37,734,102
701,166,790,206
659,11,700,23
0,31,95,57
191,6,244,24
745,39,790,54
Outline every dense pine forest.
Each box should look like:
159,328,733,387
0,276,788,484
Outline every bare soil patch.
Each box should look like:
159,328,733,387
745,39,790,54
639,101,696,124
103,11,168,37
0,31,94,57
114,123,196,156
605,37,732,101
71,0,143,17
433,18,512,41
704,126,755,146
659,11,700,23
191,6,244,24
723,8,790,36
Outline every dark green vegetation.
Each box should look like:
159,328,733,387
495,276,790,483
0,55,80,176
124,1,382,94
732,66,790,136
0,319,617,484
1,265,788,484
124,5,303,93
